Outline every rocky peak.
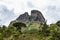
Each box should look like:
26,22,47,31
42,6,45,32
16,10,45,22
31,10,41,14
30,10,45,22
31,10,42,17
16,12,29,22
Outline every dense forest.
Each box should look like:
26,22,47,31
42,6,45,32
1,20,60,40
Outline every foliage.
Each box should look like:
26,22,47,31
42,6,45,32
13,22,26,29
1,20,60,40
56,20,60,26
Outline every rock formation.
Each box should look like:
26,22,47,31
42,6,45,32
16,10,45,23
16,12,29,22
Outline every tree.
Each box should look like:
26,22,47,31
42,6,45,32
12,22,27,33
49,24,60,40
2,25,6,30
41,22,50,36
56,20,60,26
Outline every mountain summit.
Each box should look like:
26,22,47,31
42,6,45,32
16,10,45,23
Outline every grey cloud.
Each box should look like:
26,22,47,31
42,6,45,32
0,5,16,26
27,1,34,8
45,5,60,24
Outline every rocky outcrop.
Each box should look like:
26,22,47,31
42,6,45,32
16,12,29,22
16,10,45,22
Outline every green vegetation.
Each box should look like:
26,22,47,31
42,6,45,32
1,20,60,40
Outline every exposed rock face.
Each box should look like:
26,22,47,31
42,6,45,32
16,10,45,22
16,12,29,22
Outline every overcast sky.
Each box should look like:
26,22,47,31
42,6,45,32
0,0,60,26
